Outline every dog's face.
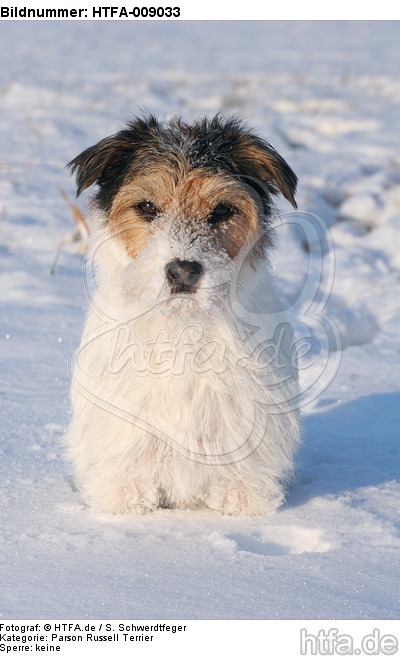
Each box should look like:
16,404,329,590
68,115,297,308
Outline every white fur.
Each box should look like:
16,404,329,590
65,212,300,515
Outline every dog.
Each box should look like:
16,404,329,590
65,114,300,516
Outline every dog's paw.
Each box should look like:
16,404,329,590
87,484,159,515
128,499,158,515
116,492,159,515
205,481,283,516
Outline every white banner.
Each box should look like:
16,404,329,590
0,0,399,20
0,621,399,655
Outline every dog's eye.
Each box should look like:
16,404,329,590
208,203,236,225
134,201,159,220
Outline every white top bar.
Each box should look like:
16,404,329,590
0,0,399,20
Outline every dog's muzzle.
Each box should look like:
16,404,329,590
165,259,203,294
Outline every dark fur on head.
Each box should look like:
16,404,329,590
68,114,297,215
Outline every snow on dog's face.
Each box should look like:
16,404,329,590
68,115,297,307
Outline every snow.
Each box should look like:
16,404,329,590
1,21,400,620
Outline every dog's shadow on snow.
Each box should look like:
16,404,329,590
287,391,400,507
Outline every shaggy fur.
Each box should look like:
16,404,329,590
65,114,300,515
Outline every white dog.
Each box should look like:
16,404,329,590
65,114,300,515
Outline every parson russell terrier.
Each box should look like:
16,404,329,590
65,114,300,515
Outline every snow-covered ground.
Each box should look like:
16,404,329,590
0,21,399,619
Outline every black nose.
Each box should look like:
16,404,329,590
165,259,203,293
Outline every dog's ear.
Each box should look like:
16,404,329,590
221,120,297,209
67,115,160,209
67,134,133,197
237,138,298,209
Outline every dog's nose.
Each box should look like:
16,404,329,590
165,259,203,293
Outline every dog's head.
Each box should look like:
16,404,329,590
68,114,297,304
